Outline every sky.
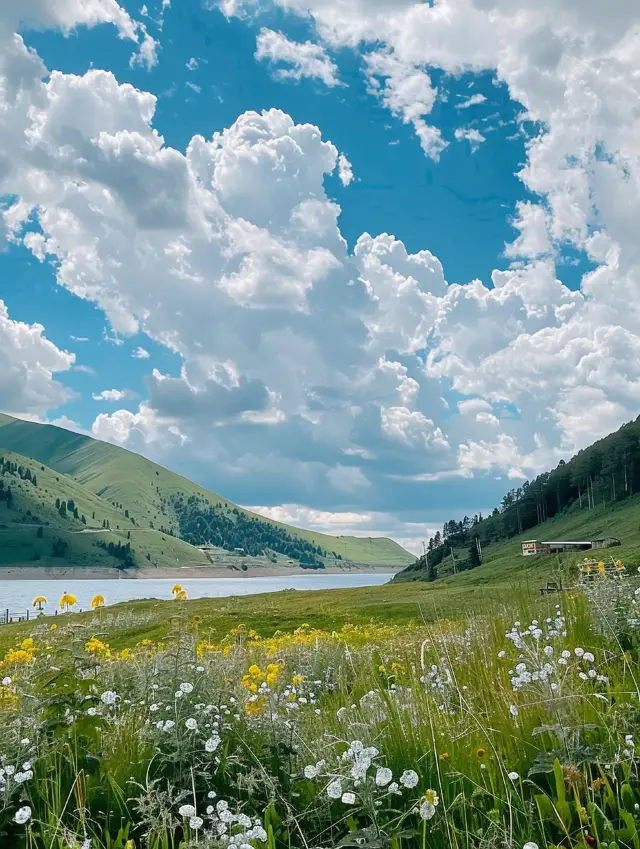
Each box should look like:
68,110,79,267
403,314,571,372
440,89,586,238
1,0,639,555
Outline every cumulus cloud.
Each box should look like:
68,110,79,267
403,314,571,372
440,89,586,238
454,126,486,151
255,28,342,87
132,346,150,358
0,300,75,416
92,388,128,401
4,0,640,538
337,153,354,186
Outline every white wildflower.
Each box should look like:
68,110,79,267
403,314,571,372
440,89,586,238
400,770,419,788
419,801,435,820
327,779,343,799
14,806,31,824
375,767,393,787
205,735,221,753
342,792,356,804
180,682,194,694
185,718,198,731
189,816,204,829
304,765,317,779
508,771,519,780
100,691,117,706
178,804,196,818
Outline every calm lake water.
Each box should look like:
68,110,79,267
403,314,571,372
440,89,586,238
0,573,394,616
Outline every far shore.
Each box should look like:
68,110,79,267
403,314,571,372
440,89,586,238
0,563,404,581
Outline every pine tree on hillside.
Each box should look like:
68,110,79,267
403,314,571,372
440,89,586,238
468,539,481,569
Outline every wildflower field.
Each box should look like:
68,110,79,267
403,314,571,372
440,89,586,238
1,574,640,849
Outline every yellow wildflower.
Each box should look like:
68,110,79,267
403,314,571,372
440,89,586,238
423,789,440,806
245,695,268,716
85,638,111,659
59,593,77,611
292,674,304,686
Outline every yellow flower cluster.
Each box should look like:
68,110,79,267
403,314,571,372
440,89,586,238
85,637,112,659
241,662,282,692
0,637,38,669
245,696,267,716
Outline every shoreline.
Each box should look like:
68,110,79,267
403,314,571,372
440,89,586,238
0,564,404,581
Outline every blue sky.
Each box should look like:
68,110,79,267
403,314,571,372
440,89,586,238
0,0,637,551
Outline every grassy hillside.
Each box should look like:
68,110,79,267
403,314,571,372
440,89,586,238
0,414,413,567
395,488,640,583
0,449,210,569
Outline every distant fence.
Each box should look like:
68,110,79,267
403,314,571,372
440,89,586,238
0,608,85,625
0,608,66,625
0,608,34,625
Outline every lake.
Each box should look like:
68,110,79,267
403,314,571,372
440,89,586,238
0,573,395,617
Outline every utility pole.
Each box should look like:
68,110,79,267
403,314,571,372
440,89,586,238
476,536,483,564
450,546,457,574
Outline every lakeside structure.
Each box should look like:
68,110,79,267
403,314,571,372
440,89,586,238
521,537,621,556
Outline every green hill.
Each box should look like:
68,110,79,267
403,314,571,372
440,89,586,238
0,449,209,569
395,414,640,583
0,414,413,568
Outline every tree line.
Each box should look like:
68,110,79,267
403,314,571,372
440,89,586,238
403,415,640,582
169,493,331,567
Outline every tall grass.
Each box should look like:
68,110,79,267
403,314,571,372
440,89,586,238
1,577,639,848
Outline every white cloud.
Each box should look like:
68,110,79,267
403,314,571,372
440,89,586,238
132,346,150,358
380,407,449,450
92,388,128,401
337,153,354,186
0,300,75,416
129,23,159,71
255,28,342,87
186,57,199,70
454,126,486,152
457,93,487,109
364,49,447,160
4,0,640,540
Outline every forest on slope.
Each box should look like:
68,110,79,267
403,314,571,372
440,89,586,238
397,415,640,582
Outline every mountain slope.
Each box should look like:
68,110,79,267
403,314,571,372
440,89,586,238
0,414,414,567
395,414,640,582
0,449,209,569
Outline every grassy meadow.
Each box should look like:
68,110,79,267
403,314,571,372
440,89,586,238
1,556,640,849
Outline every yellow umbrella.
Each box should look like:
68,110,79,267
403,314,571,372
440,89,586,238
32,596,47,610
91,594,105,609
